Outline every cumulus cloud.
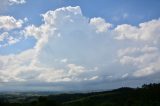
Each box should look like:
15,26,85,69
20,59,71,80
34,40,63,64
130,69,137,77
133,59,160,77
115,18,160,77
117,45,160,77
0,16,26,47
0,16,23,30
0,32,22,47
90,17,112,33
114,19,160,43
0,6,160,91
1,6,113,88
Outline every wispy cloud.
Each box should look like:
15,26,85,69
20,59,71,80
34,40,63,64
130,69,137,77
0,0,26,12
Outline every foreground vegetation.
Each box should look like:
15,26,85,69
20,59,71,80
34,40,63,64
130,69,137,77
0,83,160,106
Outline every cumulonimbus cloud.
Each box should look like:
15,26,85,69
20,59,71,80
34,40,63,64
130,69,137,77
0,6,160,91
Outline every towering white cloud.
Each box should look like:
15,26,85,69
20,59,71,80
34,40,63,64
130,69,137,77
0,6,160,91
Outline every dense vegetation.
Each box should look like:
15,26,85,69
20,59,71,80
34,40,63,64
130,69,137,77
0,83,160,106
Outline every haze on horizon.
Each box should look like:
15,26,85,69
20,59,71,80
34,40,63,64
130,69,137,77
0,0,160,91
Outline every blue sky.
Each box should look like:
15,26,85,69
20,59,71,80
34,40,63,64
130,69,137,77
1,0,160,55
6,0,160,24
0,0,160,91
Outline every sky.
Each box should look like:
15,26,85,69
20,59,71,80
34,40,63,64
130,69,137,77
0,0,160,91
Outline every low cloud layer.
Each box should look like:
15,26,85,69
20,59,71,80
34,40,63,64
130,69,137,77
0,6,160,91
